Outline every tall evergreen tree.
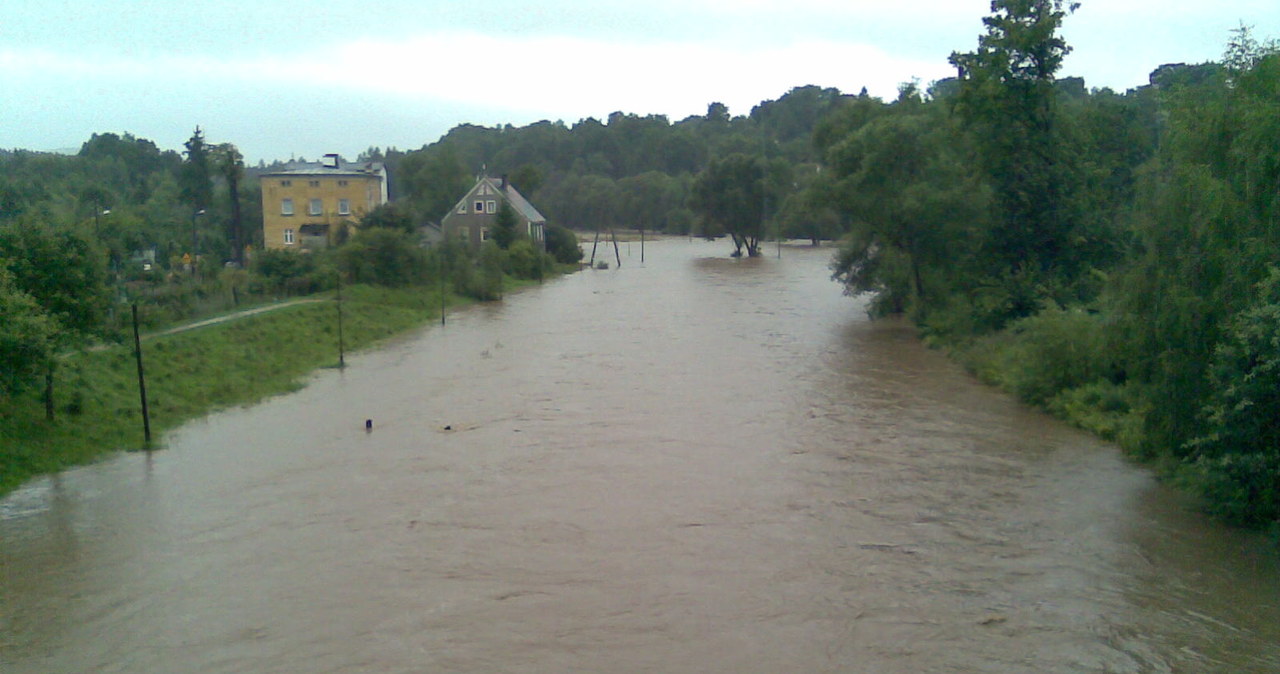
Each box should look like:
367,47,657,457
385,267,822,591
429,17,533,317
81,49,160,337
950,1,1080,286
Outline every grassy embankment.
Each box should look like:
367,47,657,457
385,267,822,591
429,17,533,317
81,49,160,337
0,283,461,496
927,307,1155,466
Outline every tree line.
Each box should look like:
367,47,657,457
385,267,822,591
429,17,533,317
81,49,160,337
823,2,1280,529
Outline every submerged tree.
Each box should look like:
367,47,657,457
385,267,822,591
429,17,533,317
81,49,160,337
690,153,785,257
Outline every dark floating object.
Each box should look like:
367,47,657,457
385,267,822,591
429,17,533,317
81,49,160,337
443,425,453,431
365,419,373,431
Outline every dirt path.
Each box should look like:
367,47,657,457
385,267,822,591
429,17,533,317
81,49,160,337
86,298,327,353
149,298,326,338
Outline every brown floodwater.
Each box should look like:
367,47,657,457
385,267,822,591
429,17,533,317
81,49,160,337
2,238,1279,673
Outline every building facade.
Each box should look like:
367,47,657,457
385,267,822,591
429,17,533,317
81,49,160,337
442,176,546,249
260,155,388,251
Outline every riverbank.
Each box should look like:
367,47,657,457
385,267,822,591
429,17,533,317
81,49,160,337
0,283,460,496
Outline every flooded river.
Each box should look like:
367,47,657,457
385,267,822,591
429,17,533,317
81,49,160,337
3,238,1279,672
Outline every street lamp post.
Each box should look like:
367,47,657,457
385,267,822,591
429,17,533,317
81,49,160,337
191,209,205,278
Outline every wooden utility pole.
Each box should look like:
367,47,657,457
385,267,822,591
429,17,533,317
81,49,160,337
611,229,622,268
336,272,346,368
132,304,152,445
439,251,446,326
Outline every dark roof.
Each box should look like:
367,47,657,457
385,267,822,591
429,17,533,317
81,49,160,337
499,181,546,223
261,159,385,179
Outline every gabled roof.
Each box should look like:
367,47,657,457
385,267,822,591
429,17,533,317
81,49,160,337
450,176,546,223
500,181,546,224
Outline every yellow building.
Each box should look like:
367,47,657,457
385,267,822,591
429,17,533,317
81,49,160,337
260,154,388,250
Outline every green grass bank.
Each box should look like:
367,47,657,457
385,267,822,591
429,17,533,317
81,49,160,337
0,284,461,496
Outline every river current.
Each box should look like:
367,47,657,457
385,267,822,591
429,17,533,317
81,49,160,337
2,238,1278,672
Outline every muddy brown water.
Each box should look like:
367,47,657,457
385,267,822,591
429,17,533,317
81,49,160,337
3,238,1279,673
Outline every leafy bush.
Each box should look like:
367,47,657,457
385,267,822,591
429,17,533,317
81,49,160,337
1181,267,1280,526
502,240,552,280
337,228,428,287
254,248,318,292
545,225,583,264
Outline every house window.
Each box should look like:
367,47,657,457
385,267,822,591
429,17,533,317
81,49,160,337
284,228,295,245
338,198,351,215
280,180,292,187
480,227,490,241
457,202,467,214
474,201,484,212
486,200,497,214
308,180,320,188
338,180,349,187
281,198,294,215
309,198,323,216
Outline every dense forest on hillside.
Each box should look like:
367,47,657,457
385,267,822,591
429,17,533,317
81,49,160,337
2,0,1279,527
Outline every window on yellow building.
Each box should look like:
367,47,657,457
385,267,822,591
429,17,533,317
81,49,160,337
284,228,295,245
309,199,322,216
281,198,294,215
338,180,349,187
338,199,350,215
281,180,291,187
308,180,320,188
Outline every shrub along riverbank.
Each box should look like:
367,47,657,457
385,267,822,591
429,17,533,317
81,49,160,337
0,283,464,496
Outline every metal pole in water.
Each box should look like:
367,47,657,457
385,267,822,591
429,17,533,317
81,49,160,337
132,303,152,445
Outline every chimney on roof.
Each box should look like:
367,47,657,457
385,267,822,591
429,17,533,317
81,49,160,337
323,153,340,169
501,174,509,191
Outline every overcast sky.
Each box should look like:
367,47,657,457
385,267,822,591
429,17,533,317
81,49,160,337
2,0,1276,163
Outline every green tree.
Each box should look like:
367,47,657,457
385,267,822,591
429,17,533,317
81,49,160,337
949,0,1081,286
0,267,56,401
827,104,988,315
337,228,427,287
214,143,246,266
491,201,518,249
399,144,471,221
0,222,110,419
1185,268,1280,526
544,224,583,264
509,164,544,195
178,127,213,211
359,202,416,234
690,153,768,257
